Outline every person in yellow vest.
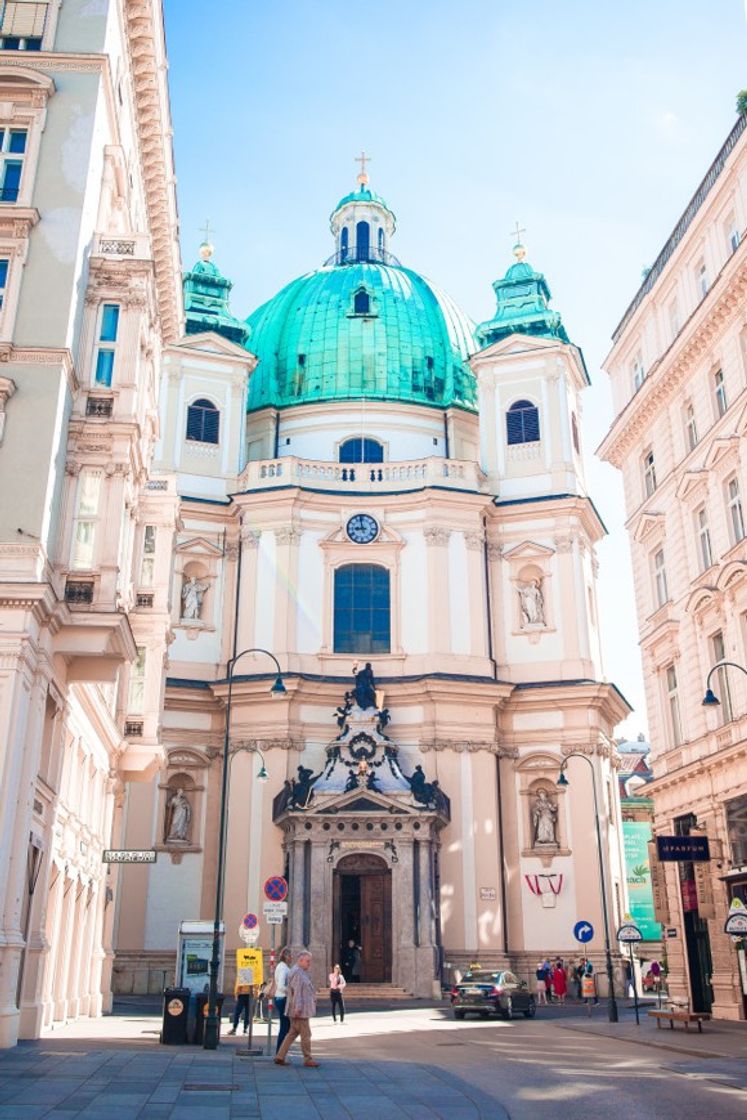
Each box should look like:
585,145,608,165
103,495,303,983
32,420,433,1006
227,973,252,1035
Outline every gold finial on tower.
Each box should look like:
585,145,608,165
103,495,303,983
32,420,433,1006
199,217,215,260
354,150,371,187
510,220,527,261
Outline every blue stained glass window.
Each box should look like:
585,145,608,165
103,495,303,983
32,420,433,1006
9,131,26,153
506,399,540,445
339,437,383,464
100,304,120,342
334,564,390,654
1,160,21,202
340,227,349,261
186,398,220,443
95,349,115,386
0,257,8,310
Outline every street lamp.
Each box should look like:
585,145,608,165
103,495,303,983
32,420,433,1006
203,647,286,1050
702,659,747,706
557,752,619,1023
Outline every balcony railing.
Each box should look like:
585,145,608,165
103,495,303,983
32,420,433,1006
241,455,487,495
136,592,154,608
323,246,401,267
64,580,94,605
86,395,113,418
124,720,144,738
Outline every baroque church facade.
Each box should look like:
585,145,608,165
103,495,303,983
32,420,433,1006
114,171,630,997
0,2,630,1044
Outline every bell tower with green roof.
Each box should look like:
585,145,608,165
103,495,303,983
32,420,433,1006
183,239,249,347
476,241,570,350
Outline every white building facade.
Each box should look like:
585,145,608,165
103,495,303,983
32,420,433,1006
0,0,180,1045
599,111,747,1019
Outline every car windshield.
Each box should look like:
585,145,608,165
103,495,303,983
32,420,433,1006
462,972,499,983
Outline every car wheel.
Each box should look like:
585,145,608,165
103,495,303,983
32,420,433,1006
502,997,512,1020
454,1010,465,1020
524,1000,536,1019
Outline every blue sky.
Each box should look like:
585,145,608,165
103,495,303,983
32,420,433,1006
163,0,747,735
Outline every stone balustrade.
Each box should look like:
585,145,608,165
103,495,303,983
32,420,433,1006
240,455,488,494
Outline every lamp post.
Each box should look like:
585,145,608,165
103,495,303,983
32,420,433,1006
203,648,286,1051
557,752,619,1023
702,659,747,707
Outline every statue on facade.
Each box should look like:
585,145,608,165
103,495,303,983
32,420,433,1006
352,662,377,711
404,764,448,812
519,579,545,627
289,764,322,809
165,787,192,842
532,788,558,846
181,575,209,620
334,692,354,738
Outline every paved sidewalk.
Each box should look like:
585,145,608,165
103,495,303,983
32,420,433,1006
0,1043,508,1120
557,1002,747,1061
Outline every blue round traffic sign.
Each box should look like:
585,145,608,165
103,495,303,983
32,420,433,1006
573,920,594,943
242,912,258,929
264,875,288,902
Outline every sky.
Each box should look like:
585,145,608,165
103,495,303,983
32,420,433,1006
162,0,747,738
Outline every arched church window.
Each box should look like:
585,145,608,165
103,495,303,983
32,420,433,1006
339,437,384,464
353,287,370,315
506,399,540,445
377,226,384,255
356,220,370,261
186,397,220,444
334,564,390,654
340,226,349,261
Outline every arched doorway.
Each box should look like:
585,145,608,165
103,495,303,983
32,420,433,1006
333,853,391,982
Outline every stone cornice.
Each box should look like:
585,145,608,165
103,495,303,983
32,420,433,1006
598,258,747,466
0,345,77,393
124,1,182,344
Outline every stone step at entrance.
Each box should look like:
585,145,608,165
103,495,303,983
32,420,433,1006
317,983,412,1000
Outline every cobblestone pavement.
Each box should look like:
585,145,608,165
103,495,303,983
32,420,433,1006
0,1000,743,1119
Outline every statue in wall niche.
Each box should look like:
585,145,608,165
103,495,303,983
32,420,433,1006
181,575,209,621
352,662,377,711
165,787,192,843
519,579,545,627
532,788,558,846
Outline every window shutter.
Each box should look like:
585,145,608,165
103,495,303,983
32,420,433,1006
1,2,48,37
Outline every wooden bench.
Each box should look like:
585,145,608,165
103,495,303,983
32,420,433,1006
648,1008,711,1033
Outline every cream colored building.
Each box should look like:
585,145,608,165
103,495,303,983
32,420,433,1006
0,0,180,1046
113,174,630,1002
599,111,747,1019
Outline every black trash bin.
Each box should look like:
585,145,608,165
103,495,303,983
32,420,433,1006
161,987,190,1045
194,992,225,1044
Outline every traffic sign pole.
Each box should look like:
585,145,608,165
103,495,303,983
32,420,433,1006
629,942,640,1026
266,925,276,1056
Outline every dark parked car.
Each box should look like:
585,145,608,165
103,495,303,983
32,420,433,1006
451,970,536,1020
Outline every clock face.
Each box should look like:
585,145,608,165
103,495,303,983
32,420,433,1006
346,513,379,544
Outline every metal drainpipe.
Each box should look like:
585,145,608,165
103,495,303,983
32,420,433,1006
273,412,280,459
482,516,497,679
443,412,450,459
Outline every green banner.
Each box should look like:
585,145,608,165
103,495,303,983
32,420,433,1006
622,820,661,941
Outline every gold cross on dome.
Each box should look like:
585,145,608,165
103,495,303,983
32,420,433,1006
355,150,371,184
199,217,214,243
510,220,527,260
510,220,526,246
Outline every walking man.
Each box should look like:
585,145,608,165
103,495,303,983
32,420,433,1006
274,950,319,1068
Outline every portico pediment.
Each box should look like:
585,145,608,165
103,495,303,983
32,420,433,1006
675,470,709,502
314,790,411,815
704,435,739,472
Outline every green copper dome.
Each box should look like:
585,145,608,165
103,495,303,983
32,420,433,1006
245,260,477,412
332,185,391,214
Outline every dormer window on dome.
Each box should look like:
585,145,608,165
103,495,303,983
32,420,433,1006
352,287,371,316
